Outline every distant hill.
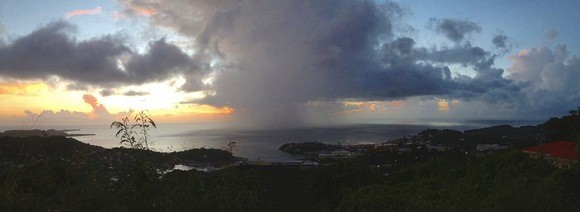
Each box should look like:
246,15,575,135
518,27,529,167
544,107,580,142
0,129,67,137
463,124,545,142
279,142,342,154
0,136,240,171
416,108,580,149
0,129,94,137
414,129,463,145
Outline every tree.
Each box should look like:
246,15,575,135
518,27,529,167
571,107,580,158
576,132,580,159
544,106,580,142
570,107,580,116
222,142,238,154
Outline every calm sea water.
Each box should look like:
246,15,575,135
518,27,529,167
72,123,430,160
1,120,542,160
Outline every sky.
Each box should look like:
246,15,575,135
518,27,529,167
0,0,579,129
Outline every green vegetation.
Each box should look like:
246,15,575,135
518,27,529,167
1,141,578,210
544,108,580,158
279,142,342,154
0,136,241,210
545,107,580,142
340,150,579,211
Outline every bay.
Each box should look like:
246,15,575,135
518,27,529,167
1,119,542,160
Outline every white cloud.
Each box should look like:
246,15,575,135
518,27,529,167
508,44,580,116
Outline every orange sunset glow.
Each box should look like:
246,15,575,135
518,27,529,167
0,80,232,126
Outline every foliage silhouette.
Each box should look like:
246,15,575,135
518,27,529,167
110,111,156,150
222,141,237,154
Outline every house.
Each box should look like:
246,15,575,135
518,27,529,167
301,160,319,167
318,153,332,159
476,144,507,152
523,141,578,168
331,150,356,159
426,145,448,152
375,142,397,152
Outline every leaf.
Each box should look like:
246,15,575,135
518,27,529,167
116,129,124,137
110,121,123,129
131,124,141,130
148,118,157,128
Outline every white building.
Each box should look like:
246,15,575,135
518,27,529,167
476,144,507,151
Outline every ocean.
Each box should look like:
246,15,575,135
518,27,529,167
71,123,431,160
1,120,542,160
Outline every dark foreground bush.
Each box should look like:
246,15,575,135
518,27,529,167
1,148,579,211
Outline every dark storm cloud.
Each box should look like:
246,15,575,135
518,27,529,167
178,76,205,92
99,89,115,96
116,0,524,128
0,21,196,88
492,33,508,48
99,88,149,96
378,37,519,103
427,18,481,43
123,38,193,83
420,44,488,66
123,90,150,96
491,32,512,54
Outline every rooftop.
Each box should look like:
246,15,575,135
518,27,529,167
523,141,577,161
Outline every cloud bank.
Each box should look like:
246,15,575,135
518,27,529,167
508,44,580,117
114,0,528,128
0,21,196,88
1,0,578,129
11,94,133,127
99,89,150,97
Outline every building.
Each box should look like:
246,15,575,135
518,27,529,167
426,145,448,152
375,142,397,152
330,150,356,159
523,141,578,168
476,144,507,152
318,153,332,160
